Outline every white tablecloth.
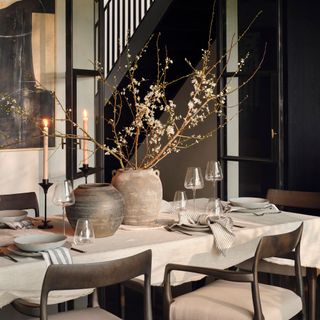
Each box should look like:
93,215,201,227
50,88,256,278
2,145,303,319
0,207,319,308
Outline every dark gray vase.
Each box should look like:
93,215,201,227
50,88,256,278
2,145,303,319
66,183,124,237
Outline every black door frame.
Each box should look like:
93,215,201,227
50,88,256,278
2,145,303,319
217,0,284,199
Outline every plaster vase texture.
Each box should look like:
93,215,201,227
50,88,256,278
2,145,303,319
66,183,124,237
111,168,163,226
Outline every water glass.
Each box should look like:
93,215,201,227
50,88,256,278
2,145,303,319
206,198,223,218
173,191,188,213
73,218,95,245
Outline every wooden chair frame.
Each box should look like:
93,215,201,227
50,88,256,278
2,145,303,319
40,250,153,320
0,192,39,217
266,189,320,210
267,189,320,320
163,224,305,320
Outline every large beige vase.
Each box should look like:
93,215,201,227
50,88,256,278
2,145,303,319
111,168,163,225
66,183,124,237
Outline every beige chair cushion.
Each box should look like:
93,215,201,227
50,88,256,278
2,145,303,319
170,280,302,320
29,307,120,320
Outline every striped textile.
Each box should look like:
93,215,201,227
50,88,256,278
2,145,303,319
179,211,235,254
2,220,34,230
40,247,73,266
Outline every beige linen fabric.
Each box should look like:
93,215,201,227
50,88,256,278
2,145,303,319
28,307,120,320
170,280,302,320
0,209,319,308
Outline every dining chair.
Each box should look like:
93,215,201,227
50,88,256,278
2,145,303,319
0,192,39,217
238,188,320,320
31,249,152,320
163,224,305,320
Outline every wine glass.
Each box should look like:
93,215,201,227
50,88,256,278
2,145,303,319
184,167,204,215
73,218,95,245
52,180,75,235
173,191,188,214
205,160,223,200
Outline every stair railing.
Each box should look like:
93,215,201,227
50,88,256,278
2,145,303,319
104,0,155,74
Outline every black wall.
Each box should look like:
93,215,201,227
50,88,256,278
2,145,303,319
285,0,320,191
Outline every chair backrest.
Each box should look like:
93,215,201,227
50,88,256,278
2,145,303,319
251,224,304,319
0,192,40,217
40,249,152,320
266,188,320,210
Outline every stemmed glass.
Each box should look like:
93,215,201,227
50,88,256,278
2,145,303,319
205,160,223,214
205,160,223,199
52,180,75,235
184,167,204,215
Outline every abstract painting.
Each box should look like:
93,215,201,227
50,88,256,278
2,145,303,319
0,0,55,149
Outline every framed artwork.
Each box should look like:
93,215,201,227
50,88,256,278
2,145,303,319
0,0,55,149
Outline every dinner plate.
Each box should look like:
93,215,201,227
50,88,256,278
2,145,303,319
229,197,270,209
0,210,28,222
179,224,210,232
14,234,67,252
7,244,42,257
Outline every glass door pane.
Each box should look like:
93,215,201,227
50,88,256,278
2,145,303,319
221,0,279,199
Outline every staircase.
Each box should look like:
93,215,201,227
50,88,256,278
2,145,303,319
97,0,217,181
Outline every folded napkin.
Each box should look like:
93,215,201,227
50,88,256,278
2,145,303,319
227,204,280,215
179,210,235,254
40,247,73,267
160,200,173,213
0,219,34,230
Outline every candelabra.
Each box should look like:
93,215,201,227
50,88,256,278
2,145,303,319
79,164,93,184
38,179,53,229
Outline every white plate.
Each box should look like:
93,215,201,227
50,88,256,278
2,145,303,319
0,210,28,222
7,244,42,257
14,234,67,252
229,197,270,209
180,224,210,232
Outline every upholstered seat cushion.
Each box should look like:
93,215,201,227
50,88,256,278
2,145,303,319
29,307,120,320
170,280,302,320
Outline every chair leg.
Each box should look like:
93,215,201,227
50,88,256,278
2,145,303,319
307,267,317,320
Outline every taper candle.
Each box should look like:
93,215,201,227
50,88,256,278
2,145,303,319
43,119,49,180
83,109,88,165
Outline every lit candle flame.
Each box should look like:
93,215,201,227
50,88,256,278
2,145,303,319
83,109,88,120
43,118,49,128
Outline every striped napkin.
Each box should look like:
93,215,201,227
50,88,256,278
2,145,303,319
1,220,34,230
40,247,73,266
179,211,235,254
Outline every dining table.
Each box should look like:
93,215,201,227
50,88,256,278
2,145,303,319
0,198,320,319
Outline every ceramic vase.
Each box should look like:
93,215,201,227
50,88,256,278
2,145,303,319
66,183,124,237
111,168,163,225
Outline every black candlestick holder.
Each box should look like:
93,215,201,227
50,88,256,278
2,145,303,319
38,179,53,229
79,164,93,184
